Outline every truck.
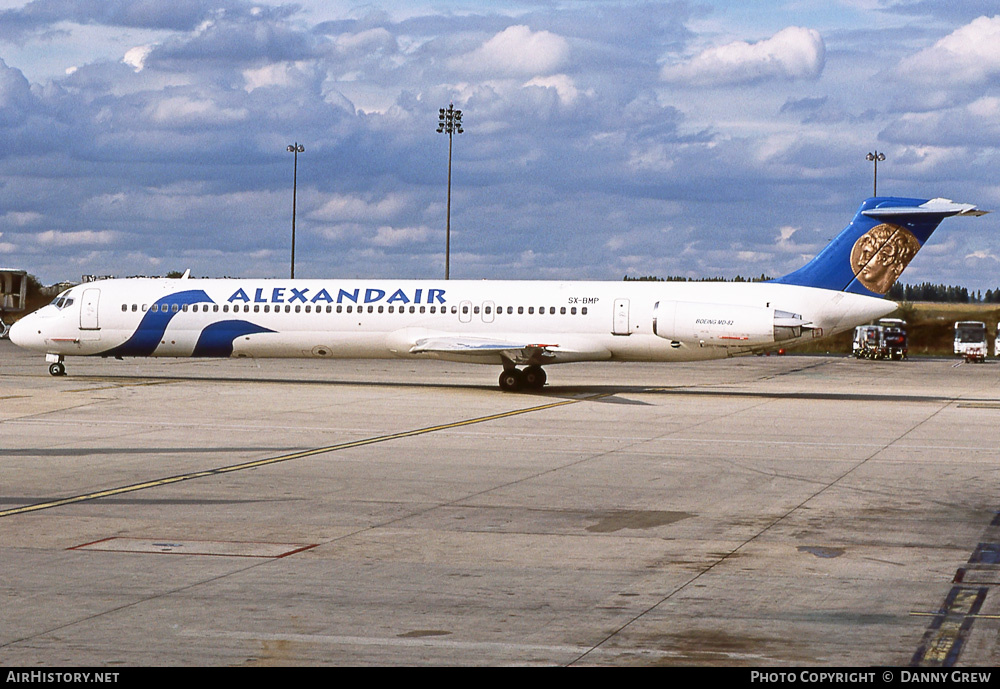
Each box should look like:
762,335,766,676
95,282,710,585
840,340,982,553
954,320,987,362
853,319,908,360
853,325,881,359
878,318,908,360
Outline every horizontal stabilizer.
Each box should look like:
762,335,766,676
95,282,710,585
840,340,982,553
862,198,988,218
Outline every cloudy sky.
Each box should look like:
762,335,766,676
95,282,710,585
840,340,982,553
0,1,998,291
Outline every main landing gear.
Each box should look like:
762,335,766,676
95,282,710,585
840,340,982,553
498,365,546,392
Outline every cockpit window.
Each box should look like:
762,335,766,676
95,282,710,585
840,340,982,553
50,294,75,310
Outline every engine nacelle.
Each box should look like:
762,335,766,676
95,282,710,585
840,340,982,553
652,301,804,346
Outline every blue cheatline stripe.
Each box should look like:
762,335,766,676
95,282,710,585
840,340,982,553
193,320,276,357
101,289,215,357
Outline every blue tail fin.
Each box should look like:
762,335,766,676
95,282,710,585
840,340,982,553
773,197,984,296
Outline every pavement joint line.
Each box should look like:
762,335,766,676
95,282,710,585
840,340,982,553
0,393,608,519
909,612,1000,619
570,387,965,666
910,514,1000,667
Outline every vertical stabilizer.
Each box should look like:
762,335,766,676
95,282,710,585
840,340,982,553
773,197,985,296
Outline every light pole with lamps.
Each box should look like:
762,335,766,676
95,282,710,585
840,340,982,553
286,142,305,279
866,150,885,197
436,104,463,280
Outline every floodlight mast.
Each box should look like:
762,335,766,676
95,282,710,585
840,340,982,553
436,104,464,280
286,142,305,279
866,150,885,197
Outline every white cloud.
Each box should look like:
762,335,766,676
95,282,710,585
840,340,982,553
965,250,1000,262
882,98,1000,147
36,231,116,246
243,61,313,92
144,96,248,126
332,27,397,56
311,193,410,223
453,25,570,77
123,45,155,73
522,74,588,105
777,226,798,247
370,225,431,247
2,211,42,226
895,16,1000,85
661,27,825,86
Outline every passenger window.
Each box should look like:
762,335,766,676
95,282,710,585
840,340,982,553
474,306,480,314
253,305,260,313
337,305,343,313
582,307,588,315
213,305,219,312
420,306,426,314
550,307,556,314
528,307,534,314
571,307,577,315
121,304,127,312
378,305,384,313
560,307,565,315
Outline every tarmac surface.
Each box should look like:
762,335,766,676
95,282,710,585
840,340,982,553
2,339,1000,666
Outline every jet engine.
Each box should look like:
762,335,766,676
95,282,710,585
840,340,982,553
652,301,805,346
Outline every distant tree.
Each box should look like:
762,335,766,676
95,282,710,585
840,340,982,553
623,273,771,283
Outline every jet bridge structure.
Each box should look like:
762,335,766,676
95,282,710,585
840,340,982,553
0,269,28,338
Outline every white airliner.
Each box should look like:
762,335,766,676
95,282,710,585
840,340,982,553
9,196,987,390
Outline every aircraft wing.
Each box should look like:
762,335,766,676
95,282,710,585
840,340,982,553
409,336,611,365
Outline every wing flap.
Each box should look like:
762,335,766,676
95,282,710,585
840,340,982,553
408,335,610,365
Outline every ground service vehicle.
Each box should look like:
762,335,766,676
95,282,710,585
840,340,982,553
853,320,907,360
878,318,908,360
954,320,987,362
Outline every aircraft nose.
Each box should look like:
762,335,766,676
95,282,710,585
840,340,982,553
8,317,33,349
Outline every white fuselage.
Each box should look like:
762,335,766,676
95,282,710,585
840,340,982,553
11,277,896,366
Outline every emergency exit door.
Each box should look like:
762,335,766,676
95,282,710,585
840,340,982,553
612,298,631,335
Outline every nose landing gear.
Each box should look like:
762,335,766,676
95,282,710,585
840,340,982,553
46,355,66,376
